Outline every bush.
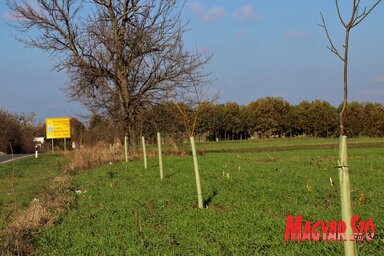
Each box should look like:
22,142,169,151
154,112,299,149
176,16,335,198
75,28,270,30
65,142,126,173
0,109,36,153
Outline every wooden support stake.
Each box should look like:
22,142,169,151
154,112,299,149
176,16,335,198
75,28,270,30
338,136,357,256
142,136,147,169
157,132,163,179
190,136,203,209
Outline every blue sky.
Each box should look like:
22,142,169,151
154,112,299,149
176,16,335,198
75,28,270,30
1,1,383,121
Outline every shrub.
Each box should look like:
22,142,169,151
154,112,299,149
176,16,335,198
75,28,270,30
65,142,126,173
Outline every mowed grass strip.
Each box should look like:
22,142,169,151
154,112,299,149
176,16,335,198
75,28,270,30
37,143,384,255
0,154,65,229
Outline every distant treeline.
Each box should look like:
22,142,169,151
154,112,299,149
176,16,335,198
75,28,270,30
140,97,384,141
1,97,383,153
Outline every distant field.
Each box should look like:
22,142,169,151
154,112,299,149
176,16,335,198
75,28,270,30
35,138,384,255
0,154,64,229
147,136,384,153
197,136,384,148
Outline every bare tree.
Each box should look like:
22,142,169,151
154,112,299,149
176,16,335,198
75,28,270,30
173,82,217,138
173,82,218,209
320,2,382,256
319,0,382,135
7,0,210,149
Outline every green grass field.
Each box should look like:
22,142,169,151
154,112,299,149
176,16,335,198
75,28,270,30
0,154,65,230
147,136,384,154
33,138,384,255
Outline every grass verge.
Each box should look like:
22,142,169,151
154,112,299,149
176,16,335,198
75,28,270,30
0,154,65,229
0,154,74,255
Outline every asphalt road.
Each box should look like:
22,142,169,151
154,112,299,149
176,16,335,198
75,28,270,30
0,154,33,164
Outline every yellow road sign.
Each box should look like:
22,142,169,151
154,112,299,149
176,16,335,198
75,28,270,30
46,117,71,139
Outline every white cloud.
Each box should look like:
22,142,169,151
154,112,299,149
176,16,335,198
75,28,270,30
284,31,311,39
197,47,210,55
359,88,384,97
373,75,384,83
3,12,18,21
3,2,40,22
236,30,249,38
191,3,226,23
234,4,261,22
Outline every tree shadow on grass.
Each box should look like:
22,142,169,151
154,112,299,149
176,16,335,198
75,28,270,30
204,188,218,207
165,169,180,179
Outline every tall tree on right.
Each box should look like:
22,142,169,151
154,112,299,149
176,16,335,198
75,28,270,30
319,1,382,255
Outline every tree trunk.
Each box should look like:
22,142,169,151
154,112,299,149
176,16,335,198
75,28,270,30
124,113,140,153
340,28,350,136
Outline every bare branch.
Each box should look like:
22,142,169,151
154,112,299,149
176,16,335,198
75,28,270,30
319,12,345,61
352,0,382,28
335,0,347,28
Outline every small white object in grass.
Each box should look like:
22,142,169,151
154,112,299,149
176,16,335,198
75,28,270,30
33,198,39,202
75,190,82,194
109,161,113,165
329,177,334,186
